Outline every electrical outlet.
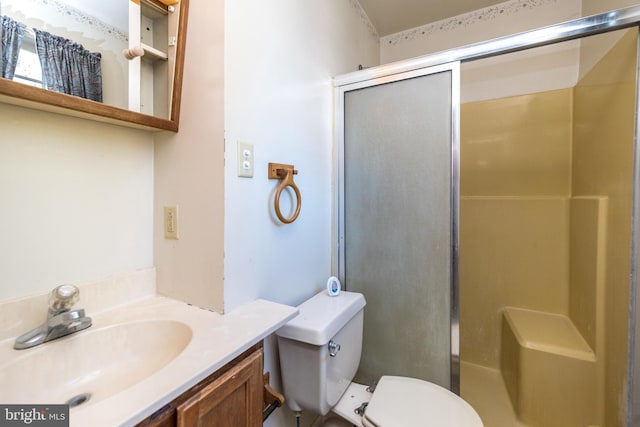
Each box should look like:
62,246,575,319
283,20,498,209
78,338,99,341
237,141,254,178
164,206,178,239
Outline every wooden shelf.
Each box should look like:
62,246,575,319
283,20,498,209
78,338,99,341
141,43,168,61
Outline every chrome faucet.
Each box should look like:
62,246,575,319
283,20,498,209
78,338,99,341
14,284,92,350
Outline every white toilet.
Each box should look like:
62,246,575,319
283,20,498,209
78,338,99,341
276,290,483,427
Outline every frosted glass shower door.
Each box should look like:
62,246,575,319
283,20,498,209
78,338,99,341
336,62,460,392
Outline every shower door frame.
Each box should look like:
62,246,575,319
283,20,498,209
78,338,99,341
333,5,640,419
335,61,462,392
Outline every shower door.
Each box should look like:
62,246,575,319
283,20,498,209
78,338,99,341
335,62,460,392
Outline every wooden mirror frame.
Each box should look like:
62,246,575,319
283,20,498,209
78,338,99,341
0,0,189,132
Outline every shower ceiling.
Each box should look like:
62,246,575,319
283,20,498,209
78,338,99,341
358,0,508,36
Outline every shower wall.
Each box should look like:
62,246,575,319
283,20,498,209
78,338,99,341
572,29,636,427
460,88,573,369
460,29,636,427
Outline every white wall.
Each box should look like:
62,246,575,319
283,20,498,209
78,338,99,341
461,40,580,103
223,0,379,312
380,0,581,63
379,0,582,103
224,2,378,425
0,104,154,301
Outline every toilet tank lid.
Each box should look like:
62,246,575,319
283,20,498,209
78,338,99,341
276,290,366,346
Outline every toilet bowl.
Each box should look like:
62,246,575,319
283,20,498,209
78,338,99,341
276,290,483,427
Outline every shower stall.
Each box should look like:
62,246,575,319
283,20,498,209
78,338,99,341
459,28,636,427
334,7,640,427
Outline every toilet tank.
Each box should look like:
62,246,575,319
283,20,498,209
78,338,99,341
276,291,366,415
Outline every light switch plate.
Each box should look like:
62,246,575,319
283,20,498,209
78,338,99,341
164,206,179,239
237,141,254,178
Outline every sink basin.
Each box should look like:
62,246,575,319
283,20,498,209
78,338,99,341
0,319,192,406
0,290,298,427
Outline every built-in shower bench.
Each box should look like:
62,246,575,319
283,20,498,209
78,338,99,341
501,306,597,427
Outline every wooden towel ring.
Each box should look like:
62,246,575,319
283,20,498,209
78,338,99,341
268,163,301,224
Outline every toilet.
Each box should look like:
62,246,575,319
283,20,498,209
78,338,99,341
276,290,483,427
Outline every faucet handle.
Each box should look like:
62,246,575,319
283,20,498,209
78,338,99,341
49,284,79,313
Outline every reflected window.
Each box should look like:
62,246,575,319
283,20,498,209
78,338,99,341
13,40,43,88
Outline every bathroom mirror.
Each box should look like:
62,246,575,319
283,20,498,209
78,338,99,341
0,0,189,131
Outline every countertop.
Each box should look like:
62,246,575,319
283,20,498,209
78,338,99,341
0,295,298,427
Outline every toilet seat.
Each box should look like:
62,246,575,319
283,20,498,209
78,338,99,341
361,376,483,427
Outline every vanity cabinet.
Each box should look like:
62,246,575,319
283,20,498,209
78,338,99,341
177,348,263,426
136,343,264,427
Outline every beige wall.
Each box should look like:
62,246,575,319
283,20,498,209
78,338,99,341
569,197,607,351
461,197,570,367
460,88,573,368
461,89,573,197
572,28,637,427
583,0,639,14
0,105,154,301
153,0,225,311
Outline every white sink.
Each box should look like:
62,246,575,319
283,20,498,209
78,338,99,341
0,295,298,427
0,319,192,406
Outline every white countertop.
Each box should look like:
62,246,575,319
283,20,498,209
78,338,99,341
0,295,298,427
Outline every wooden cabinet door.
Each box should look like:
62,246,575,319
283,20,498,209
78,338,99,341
176,349,263,427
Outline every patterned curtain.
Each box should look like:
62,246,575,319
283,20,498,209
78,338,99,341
1,16,26,79
34,29,103,102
